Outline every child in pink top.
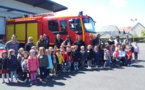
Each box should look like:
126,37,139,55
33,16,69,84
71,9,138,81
27,49,39,85
113,48,120,66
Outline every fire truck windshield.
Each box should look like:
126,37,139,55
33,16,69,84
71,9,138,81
83,18,96,33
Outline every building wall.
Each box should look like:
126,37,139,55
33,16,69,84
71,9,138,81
132,24,145,37
0,0,53,38
0,0,53,18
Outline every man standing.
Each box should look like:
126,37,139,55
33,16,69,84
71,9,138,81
5,35,19,55
91,34,101,46
43,34,50,49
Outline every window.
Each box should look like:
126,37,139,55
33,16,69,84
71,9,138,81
69,19,82,33
60,20,67,32
48,20,59,32
83,18,96,33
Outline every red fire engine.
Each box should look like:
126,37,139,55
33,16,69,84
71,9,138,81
6,14,96,46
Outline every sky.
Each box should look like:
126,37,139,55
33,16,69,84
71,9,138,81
53,0,145,31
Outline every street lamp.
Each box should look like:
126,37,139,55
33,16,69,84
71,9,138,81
130,18,137,42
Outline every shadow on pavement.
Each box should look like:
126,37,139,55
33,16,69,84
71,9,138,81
3,59,145,87
131,65,144,68
5,71,85,87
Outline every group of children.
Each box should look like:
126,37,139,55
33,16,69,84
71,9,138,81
0,41,140,85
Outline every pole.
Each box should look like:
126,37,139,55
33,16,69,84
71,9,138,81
130,18,137,42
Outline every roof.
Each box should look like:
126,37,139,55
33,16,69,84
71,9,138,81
118,26,133,33
118,22,145,33
15,0,68,12
98,25,119,32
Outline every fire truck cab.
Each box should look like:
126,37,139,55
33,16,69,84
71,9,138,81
6,14,96,46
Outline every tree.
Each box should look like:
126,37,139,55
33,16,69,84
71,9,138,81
141,30,145,36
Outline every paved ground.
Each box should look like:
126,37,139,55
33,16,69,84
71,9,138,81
0,43,145,90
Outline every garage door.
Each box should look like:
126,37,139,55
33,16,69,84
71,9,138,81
0,17,5,35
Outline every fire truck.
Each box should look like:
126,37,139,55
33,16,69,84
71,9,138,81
6,14,96,46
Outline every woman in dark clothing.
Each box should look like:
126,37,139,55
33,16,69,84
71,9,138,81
64,35,73,46
36,35,47,49
24,37,35,52
74,36,85,50
54,34,63,48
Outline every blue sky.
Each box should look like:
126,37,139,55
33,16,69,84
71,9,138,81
53,0,145,31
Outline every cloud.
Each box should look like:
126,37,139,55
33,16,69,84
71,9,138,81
110,0,127,7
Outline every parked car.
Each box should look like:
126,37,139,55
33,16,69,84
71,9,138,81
0,43,5,56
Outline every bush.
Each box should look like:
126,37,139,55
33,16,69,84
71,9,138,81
101,37,145,43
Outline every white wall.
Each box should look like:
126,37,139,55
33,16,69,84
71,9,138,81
132,24,145,37
0,0,54,36
0,16,5,34
0,0,53,15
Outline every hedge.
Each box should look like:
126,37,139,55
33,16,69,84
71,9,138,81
101,37,145,43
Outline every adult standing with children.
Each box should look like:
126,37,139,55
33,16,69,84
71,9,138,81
5,35,19,55
54,34,63,48
24,37,35,52
74,36,85,50
123,35,131,45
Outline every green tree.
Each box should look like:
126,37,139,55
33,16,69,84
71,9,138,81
141,30,145,36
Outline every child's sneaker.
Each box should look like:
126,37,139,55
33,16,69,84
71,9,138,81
96,65,99,69
47,76,50,78
39,79,42,82
30,81,34,85
8,79,11,83
68,70,71,72
44,78,48,82
28,79,31,82
10,80,14,83
15,80,18,83
2,80,5,84
34,80,37,84
127,64,130,67
24,79,27,83
63,70,66,72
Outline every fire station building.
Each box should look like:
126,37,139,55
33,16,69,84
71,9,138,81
0,0,67,39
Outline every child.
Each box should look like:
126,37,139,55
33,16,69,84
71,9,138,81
103,46,111,67
45,49,53,78
64,47,73,72
126,46,133,67
133,42,140,61
21,51,30,83
38,47,49,82
80,46,87,70
0,51,10,83
113,48,120,66
7,49,19,83
86,45,94,69
31,46,38,55
51,51,58,76
94,46,101,69
56,49,64,72
119,47,126,65
49,46,54,52
72,45,80,71
17,48,24,65
17,48,24,80
27,49,39,84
